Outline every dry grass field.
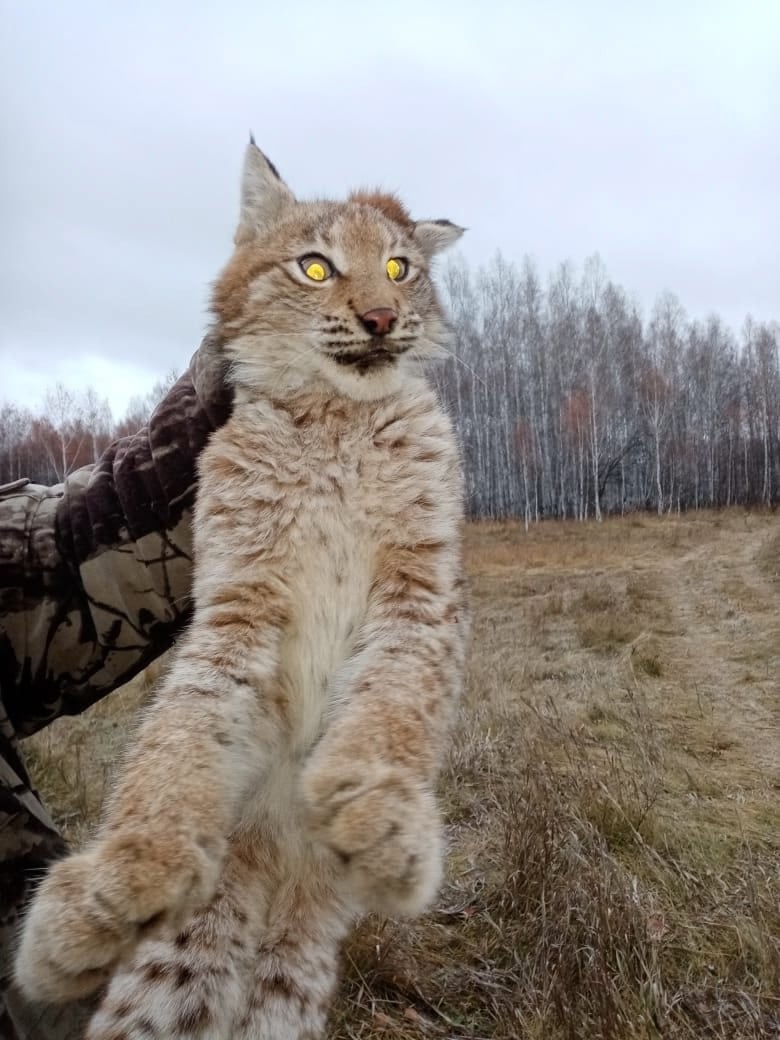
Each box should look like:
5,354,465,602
25,510,780,1039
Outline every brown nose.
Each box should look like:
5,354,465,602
359,308,397,336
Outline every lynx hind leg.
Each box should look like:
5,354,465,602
87,935,246,1040
235,869,352,1040
86,841,271,1040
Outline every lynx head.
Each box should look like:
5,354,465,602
212,141,464,402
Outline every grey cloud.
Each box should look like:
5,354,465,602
1,1,778,410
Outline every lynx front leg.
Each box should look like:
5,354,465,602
15,580,291,1005
303,541,467,917
84,838,272,1040
304,760,444,917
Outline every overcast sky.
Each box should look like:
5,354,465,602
1,0,778,417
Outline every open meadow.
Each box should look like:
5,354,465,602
25,510,780,1039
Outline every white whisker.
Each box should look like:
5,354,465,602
410,342,488,388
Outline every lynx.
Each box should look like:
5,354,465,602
15,141,468,1039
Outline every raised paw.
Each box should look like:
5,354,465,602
14,828,225,1004
302,762,443,917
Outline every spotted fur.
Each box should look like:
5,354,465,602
15,143,468,1039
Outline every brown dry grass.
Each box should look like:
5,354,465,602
25,510,780,1038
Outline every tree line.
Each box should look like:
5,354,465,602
431,254,779,520
2,254,778,521
0,373,177,487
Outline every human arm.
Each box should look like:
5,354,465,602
0,334,232,736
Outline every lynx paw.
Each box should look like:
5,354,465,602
303,763,443,917
15,829,224,1003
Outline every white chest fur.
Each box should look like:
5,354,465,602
196,383,450,828
279,510,371,751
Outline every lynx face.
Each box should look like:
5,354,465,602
212,144,463,402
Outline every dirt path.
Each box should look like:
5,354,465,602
647,516,780,824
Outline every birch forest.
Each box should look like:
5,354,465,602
2,253,778,522
432,254,780,521
0,373,178,488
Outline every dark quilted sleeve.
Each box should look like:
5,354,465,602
0,334,232,736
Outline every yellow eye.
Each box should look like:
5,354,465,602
386,257,407,281
299,255,333,282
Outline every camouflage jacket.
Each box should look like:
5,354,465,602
0,335,232,739
0,336,232,1025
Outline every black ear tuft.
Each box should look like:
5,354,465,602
412,219,465,257
246,133,281,181
237,141,296,240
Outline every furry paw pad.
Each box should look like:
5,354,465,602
15,829,223,1003
303,764,443,917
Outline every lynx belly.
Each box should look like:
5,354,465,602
282,522,370,751
245,500,371,832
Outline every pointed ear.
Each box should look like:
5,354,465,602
412,219,465,258
235,140,296,243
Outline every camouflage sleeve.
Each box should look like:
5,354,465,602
0,334,232,737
